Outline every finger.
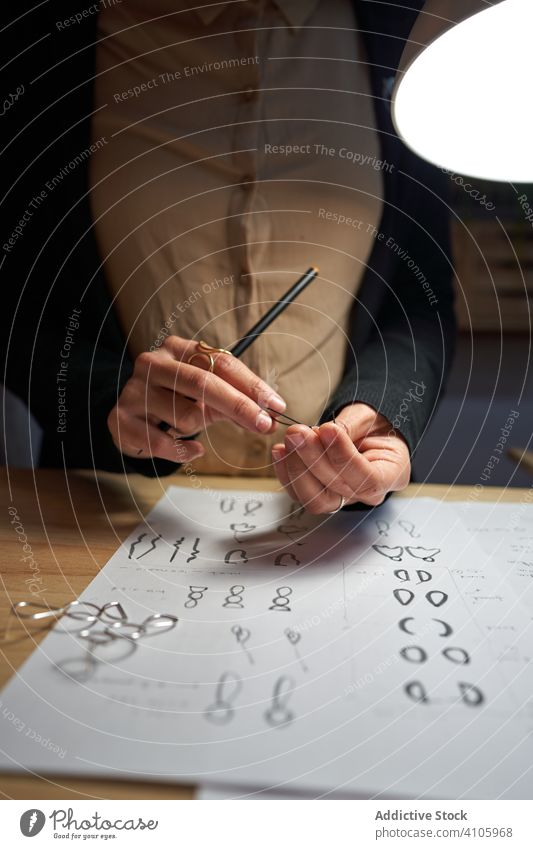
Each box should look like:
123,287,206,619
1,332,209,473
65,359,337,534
210,352,287,413
335,403,390,443
273,444,344,513
108,407,204,463
158,335,199,361
284,425,355,498
143,386,224,436
283,442,340,514
318,423,383,497
166,431,207,464
138,356,278,435
271,444,299,503
162,336,286,413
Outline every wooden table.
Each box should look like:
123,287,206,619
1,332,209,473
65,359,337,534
0,467,527,799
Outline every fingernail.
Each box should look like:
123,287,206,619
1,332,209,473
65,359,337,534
266,394,286,413
256,410,273,432
287,431,305,448
272,446,282,461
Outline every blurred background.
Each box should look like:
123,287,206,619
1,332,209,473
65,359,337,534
413,178,533,487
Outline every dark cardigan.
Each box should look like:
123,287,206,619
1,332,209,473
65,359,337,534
1,0,455,482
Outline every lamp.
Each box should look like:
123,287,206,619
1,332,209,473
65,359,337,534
391,0,533,182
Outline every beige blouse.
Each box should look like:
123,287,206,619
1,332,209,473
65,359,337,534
91,0,383,475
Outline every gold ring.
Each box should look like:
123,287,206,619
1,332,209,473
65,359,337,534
187,340,233,373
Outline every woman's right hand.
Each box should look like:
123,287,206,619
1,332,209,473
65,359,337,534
107,335,286,463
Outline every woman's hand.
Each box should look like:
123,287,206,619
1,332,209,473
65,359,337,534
272,402,410,513
108,335,286,463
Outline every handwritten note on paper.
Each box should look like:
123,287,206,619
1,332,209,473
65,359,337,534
0,487,532,798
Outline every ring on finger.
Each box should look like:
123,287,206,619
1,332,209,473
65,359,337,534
327,493,346,514
187,340,232,374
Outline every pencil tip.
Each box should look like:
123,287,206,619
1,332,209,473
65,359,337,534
312,266,319,275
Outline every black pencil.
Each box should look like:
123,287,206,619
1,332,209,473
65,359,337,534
230,266,319,358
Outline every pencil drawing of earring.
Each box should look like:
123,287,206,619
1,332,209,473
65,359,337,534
405,546,441,563
205,671,243,725
398,617,453,637
264,675,295,728
373,545,441,563
230,522,256,544
393,568,432,584
224,549,249,565
274,552,301,567
231,625,254,665
277,523,308,545
244,498,263,516
398,520,420,538
373,544,404,562
220,497,236,514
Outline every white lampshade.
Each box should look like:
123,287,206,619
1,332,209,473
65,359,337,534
392,0,533,182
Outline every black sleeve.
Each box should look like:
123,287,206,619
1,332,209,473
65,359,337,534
321,151,456,458
0,4,178,477
3,217,179,478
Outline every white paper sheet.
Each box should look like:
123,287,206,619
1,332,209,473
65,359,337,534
459,499,533,598
1,487,532,798
196,782,316,800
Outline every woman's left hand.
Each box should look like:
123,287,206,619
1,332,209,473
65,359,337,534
271,402,411,513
